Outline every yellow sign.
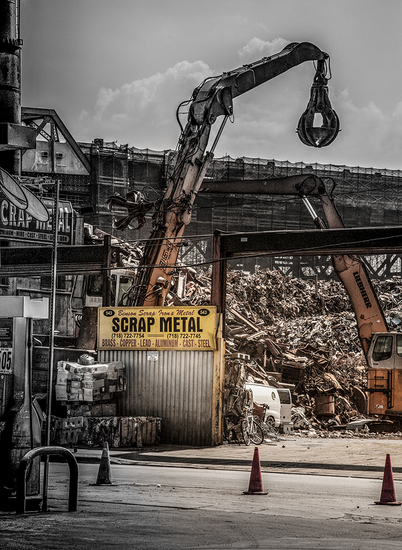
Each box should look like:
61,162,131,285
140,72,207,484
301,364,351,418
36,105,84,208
97,306,218,351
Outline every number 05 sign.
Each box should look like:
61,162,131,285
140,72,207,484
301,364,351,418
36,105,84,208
0,348,12,374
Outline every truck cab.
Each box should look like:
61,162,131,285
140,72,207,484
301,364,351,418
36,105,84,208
367,332,402,415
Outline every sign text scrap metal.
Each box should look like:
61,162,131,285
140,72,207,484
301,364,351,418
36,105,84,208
98,306,218,351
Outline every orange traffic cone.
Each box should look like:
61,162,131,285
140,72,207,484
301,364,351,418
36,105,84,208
375,454,401,505
243,447,268,495
96,441,112,485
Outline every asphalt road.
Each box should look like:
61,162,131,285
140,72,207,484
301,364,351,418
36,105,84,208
2,461,402,549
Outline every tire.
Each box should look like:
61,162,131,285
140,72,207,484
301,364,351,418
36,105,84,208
250,421,264,445
241,419,251,446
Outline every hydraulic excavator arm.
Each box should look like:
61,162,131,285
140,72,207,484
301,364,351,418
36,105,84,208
114,42,340,306
298,176,388,357
202,173,387,356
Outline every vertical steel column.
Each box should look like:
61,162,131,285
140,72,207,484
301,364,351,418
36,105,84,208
42,181,60,512
211,230,227,333
0,0,22,173
102,234,112,307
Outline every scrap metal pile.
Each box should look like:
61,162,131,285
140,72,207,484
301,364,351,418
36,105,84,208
174,267,402,431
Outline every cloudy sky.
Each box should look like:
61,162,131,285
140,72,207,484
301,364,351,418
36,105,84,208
21,0,402,170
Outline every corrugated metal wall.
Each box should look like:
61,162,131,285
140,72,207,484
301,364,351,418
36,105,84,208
99,350,215,446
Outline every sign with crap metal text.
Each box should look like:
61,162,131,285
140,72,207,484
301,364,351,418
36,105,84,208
98,306,218,351
0,169,76,244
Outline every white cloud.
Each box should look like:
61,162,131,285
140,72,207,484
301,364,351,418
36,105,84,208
238,37,289,63
79,60,213,148
95,87,121,117
328,89,402,169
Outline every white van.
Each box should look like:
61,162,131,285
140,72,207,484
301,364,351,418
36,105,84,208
245,382,293,431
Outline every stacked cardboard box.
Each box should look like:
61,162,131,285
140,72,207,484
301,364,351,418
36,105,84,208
55,361,126,402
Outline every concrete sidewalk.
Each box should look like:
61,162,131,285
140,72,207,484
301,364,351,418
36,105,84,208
72,434,402,479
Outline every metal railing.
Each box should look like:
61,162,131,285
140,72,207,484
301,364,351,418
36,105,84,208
16,446,78,514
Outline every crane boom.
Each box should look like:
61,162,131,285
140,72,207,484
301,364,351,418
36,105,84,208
109,42,340,306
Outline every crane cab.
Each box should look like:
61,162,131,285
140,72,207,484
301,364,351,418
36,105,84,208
367,332,402,416
71,270,136,312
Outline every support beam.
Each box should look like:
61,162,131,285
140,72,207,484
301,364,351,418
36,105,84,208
211,231,227,316
0,242,122,276
218,226,402,258
212,226,402,331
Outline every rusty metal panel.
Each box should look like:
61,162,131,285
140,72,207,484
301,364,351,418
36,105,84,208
98,350,214,446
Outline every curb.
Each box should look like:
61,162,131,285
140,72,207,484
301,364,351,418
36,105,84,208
71,452,402,474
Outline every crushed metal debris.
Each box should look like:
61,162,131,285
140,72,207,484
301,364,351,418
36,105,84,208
174,268,402,435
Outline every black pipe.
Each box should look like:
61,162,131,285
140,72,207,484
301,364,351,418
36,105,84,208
0,0,22,173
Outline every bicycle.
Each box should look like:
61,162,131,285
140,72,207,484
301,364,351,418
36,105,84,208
240,405,264,445
257,404,278,439
224,388,264,445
